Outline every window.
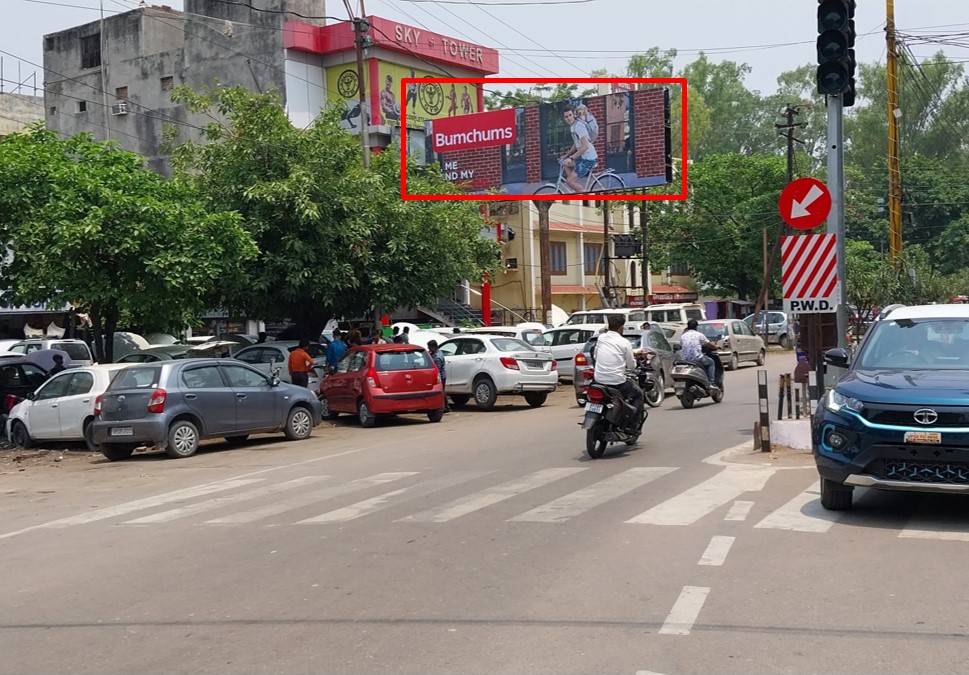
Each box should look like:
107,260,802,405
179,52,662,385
181,365,225,389
492,338,533,352
161,76,174,91
36,374,72,401
376,350,431,371
222,364,267,388
583,243,601,276
349,351,368,371
647,331,673,352
44,37,54,51
457,339,486,356
49,106,56,116
22,364,50,388
65,372,94,396
51,342,92,361
669,261,690,275
235,348,266,364
550,241,567,275
685,308,704,322
80,33,101,69
335,352,353,374
110,367,160,390
438,341,459,357
115,86,128,100
76,100,87,113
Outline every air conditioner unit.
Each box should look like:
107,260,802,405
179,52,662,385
111,101,128,116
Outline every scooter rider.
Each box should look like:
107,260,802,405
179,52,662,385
593,314,645,428
680,319,720,390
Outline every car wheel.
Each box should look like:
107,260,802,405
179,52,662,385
10,420,32,449
101,443,135,461
473,377,498,410
224,435,250,445
285,406,314,440
166,420,200,459
449,395,470,409
523,392,547,408
83,420,99,452
727,352,739,371
427,409,445,423
319,395,339,420
756,349,766,367
358,400,377,428
820,476,854,510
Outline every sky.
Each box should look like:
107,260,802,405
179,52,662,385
1,0,968,98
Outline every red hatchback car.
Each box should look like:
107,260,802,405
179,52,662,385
319,344,446,427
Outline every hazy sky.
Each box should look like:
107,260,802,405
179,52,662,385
2,0,967,97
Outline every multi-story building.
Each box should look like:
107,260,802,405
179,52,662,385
0,92,44,137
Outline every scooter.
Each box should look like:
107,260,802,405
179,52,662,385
638,350,665,408
671,342,725,409
580,360,649,459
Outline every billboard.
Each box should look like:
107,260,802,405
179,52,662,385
325,61,481,131
401,78,684,201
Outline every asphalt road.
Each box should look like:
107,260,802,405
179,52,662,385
2,351,969,674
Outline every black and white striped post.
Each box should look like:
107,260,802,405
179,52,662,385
758,369,771,453
808,369,819,420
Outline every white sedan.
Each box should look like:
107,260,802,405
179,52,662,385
438,335,557,409
541,327,598,381
8,364,130,451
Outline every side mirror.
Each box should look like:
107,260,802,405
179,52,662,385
327,366,337,375
271,366,281,377
823,347,850,368
26,392,35,401
270,376,280,387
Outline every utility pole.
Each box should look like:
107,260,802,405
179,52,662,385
352,15,371,169
535,200,552,324
886,0,904,264
602,204,611,308
639,206,649,294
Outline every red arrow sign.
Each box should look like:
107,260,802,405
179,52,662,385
778,177,832,230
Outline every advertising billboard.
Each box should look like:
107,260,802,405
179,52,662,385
401,78,683,201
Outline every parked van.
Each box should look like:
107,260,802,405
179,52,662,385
644,303,706,326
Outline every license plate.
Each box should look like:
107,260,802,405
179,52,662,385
904,431,941,445
524,360,546,369
584,403,603,413
110,427,134,437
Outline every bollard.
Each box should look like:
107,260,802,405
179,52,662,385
794,388,800,420
808,370,818,420
776,374,785,421
785,373,793,419
759,369,771,453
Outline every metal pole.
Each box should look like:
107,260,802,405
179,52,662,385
826,94,848,350
758,369,771,453
353,17,370,169
99,0,111,141
535,200,552,325
603,205,611,308
886,0,903,264
639,206,649,293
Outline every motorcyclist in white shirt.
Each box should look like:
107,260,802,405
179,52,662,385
592,314,645,428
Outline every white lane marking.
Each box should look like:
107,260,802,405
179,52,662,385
509,467,676,523
399,468,586,523
724,500,754,522
0,479,264,540
703,443,813,470
658,586,710,636
123,476,330,524
297,471,492,524
697,535,735,566
753,480,843,533
204,473,419,525
626,466,775,526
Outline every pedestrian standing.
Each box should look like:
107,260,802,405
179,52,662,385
401,326,411,344
256,331,268,344
48,354,67,377
288,339,314,388
427,340,450,412
347,329,363,347
326,329,347,369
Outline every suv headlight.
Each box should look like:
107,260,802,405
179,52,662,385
826,390,864,414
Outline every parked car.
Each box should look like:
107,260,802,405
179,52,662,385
0,356,51,414
437,335,557,409
541,327,598,381
459,325,547,348
7,338,94,366
659,324,687,350
7,364,130,451
644,303,706,326
814,304,969,510
91,359,321,460
116,344,193,363
319,344,445,427
185,340,244,359
744,311,795,349
234,341,327,389
697,319,766,370
561,309,650,331
573,327,676,405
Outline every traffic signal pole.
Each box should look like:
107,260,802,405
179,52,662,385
826,94,848,351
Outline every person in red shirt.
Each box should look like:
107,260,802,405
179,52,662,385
288,340,314,388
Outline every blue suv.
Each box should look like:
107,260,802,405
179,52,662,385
814,304,969,510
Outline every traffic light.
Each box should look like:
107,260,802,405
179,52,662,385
816,0,856,107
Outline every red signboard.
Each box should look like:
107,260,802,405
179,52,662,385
431,108,516,152
778,177,832,231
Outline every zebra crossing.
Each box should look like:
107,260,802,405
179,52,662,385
4,461,969,540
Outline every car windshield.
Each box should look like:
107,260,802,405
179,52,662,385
566,313,621,325
51,342,91,361
624,335,643,349
699,323,727,339
521,330,545,346
375,350,431,371
492,338,534,352
856,318,969,370
109,366,160,390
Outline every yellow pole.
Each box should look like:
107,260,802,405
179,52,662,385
886,0,903,264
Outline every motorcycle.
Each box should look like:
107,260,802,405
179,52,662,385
671,341,724,409
580,356,651,459
638,350,665,408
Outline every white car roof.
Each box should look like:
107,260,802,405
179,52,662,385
885,304,969,320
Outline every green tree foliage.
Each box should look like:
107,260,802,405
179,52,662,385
170,86,498,339
0,126,257,361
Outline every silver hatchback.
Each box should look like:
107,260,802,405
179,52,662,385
91,359,322,460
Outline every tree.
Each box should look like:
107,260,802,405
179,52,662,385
170,86,498,339
0,126,257,361
483,82,594,110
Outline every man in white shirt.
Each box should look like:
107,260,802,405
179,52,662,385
680,319,719,389
592,314,644,428
560,105,599,193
